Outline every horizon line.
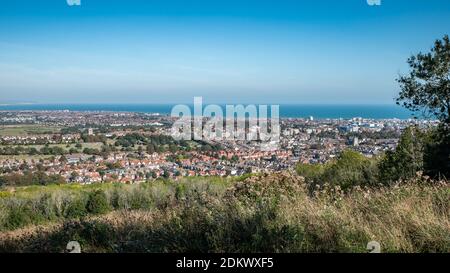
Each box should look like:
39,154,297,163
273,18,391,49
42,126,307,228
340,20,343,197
0,102,401,106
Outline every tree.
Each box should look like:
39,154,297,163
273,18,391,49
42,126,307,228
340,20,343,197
378,127,425,184
321,149,379,190
146,144,155,154
296,150,379,192
163,170,170,179
137,171,144,180
423,126,450,178
0,176,6,187
169,144,178,153
145,172,153,180
98,170,106,182
86,190,110,215
397,35,450,124
65,199,87,218
70,171,79,182
296,163,326,185
397,35,450,178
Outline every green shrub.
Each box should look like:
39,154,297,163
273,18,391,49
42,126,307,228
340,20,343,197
297,150,379,191
0,191,12,198
86,190,110,215
322,150,379,190
4,203,34,230
65,198,88,218
378,126,425,184
35,193,57,221
296,163,325,180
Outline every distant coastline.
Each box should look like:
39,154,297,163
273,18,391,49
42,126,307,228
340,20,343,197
0,102,36,107
0,103,416,119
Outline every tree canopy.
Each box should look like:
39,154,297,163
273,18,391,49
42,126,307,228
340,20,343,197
397,35,450,124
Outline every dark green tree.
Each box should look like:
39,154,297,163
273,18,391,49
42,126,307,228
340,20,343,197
0,176,6,187
98,170,106,182
378,127,425,184
163,170,170,179
397,35,450,178
86,190,110,215
397,35,450,124
423,126,450,178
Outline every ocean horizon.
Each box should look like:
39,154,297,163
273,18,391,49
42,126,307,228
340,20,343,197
0,103,416,119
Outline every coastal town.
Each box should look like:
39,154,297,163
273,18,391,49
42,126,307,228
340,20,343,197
0,110,438,185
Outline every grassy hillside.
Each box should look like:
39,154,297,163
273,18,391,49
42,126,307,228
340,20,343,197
0,173,448,253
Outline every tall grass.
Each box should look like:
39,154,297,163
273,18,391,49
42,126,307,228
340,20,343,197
0,178,233,231
0,173,449,253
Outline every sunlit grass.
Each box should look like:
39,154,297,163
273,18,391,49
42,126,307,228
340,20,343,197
0,173,448,253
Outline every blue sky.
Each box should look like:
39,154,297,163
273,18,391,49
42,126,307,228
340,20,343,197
0,0,449,104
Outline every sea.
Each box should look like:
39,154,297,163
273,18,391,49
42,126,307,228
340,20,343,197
0,104,416,119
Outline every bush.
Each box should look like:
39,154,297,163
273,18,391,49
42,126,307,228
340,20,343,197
86,190,110,215
4,202,35,230
323,150,379,190
35,193,57,221
378,126,425,184
297,150,379,191
296,163,325,188
65,198,88,218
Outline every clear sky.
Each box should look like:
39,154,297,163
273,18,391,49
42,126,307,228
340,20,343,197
0,0,449,104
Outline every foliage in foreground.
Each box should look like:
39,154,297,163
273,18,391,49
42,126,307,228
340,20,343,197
296,126,449,192
0,173,448,253
396,34,450,178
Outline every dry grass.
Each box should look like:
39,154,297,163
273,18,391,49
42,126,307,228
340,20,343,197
0,173,448,253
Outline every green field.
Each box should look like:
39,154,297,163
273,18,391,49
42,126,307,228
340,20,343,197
0,142,104,159
0,142,103,150
0,155,53,161
0,125,61,136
